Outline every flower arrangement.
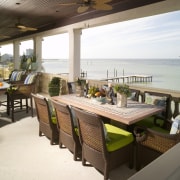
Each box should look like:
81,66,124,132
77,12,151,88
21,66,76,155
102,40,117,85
88,86,99,97
113,84,131,97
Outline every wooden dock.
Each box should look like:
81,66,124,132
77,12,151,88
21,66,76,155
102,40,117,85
101,75,152,83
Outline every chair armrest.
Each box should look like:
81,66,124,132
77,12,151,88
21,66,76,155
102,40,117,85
8,83,35,96
10,81,25,85
134,126,180,153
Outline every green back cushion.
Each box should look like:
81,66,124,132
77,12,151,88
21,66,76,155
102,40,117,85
150,126,169,134
69,105,78,127
105,124,134,152
74,127,79,136
47,99,57,124
51,116,57,124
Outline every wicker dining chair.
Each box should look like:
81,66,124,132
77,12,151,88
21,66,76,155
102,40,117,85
31,93,59,145
134,123,180,170
72,107,134,180
0,70,27,115
51,100,81,161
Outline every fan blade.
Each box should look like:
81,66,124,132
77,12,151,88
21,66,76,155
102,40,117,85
19,26,37,32
0,35,10,38
25,27,37,31
97,0,112,3
93,4,112,10
8,26,17,29
59,2,77,6
77,6,89,13
16,24,26,29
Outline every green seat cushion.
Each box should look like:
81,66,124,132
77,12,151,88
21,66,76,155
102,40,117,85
150,126,169,134
136,116,154,128
105,124,134,152
135,116,164,128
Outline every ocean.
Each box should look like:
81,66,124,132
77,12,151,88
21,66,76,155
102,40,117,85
42,58,180,91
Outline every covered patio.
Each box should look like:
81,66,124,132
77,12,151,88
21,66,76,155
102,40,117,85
0,1,180,179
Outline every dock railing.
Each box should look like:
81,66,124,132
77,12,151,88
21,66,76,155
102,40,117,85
101,75,152,83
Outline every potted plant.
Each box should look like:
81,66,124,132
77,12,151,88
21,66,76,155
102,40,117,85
20,54,27,70
48,77,61,97
113,84,131,107
20,54,37,72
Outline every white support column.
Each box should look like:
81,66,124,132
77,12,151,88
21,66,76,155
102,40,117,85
33,36,42,72
13,40,20,69
68,28,81,82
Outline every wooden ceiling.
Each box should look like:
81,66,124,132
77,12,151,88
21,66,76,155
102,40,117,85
0,0,165,42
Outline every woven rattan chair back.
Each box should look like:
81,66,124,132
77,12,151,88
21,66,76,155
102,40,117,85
34,96,50,124
54,103,73,135
52,100,81,161
32,93,58,145
140,128,179,153
73,107,106,153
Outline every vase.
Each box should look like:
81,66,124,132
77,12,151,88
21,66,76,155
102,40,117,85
31,62,38,71
117,93,127,108
76,85,84,97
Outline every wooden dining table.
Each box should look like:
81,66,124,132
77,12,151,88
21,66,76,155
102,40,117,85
51,94,164,125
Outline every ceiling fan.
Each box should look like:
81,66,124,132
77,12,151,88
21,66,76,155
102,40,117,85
9,18,38,32
59,0,113,13
0,35,10,39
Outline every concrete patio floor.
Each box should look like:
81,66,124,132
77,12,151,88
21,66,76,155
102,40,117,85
0,94,137,180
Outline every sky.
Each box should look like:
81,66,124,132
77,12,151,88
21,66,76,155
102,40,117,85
1,10,180,59
81,10,180,59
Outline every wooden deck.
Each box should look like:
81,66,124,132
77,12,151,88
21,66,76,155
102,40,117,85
101,75,152,83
